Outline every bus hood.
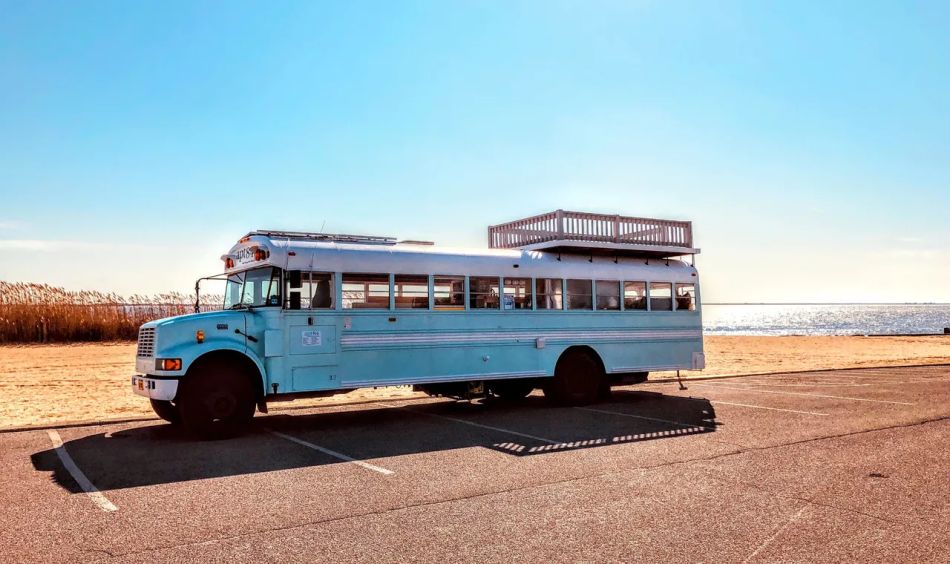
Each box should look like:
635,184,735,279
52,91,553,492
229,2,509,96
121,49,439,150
140,309,244,330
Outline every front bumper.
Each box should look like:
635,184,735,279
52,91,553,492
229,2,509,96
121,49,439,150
131,375,179,402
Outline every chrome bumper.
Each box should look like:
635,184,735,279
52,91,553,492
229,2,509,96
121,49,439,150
131,375,179,402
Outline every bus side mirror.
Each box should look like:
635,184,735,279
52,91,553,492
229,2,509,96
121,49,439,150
288,270,302,289
288,292,302,310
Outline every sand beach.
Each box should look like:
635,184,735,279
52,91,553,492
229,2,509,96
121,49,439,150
2,335,949,430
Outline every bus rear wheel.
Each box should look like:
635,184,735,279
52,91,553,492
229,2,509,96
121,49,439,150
489,379,536,401
178,361,256,439
544,349,603,406
149,399,181,425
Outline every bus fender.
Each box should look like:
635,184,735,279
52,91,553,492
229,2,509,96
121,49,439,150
181,345,268,403
553,344,606,374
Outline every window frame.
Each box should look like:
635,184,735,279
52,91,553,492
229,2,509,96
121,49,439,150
565,279,593,311
230,266,281,309
502,277,532,310
594,279,621,311
341,272,391,310
622,280,648,311
393,274,430,310
674,282,698,312
649,281,673,312
433,275,466,311
534,277,564,311
469,276,500,310
285,271,335,310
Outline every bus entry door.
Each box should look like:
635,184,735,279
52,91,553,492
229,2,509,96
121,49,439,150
286,319,339,392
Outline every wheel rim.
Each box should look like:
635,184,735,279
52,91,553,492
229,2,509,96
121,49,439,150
204,390,238,421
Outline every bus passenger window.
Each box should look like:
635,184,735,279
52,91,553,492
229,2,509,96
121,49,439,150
394,275,429,309
469,277,499,309
434,276,464,309
595,280,620,310
675,283,696,311
342,273,390,309
566,279,592,310
624,281,647,310
503,278,531,310
287,272,334,309
650,282,673,311
535,278,563,310
311,273,334,309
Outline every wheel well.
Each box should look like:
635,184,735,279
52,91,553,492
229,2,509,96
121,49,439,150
186,351,265,401
557,345,606,375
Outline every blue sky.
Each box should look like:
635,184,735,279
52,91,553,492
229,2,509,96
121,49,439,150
1,1,948,302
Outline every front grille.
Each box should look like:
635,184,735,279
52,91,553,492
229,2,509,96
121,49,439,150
137,327,156,358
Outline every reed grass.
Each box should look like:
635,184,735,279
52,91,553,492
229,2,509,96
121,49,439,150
0,282,222,344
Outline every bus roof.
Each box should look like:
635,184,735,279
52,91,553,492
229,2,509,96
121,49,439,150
223,234,699,283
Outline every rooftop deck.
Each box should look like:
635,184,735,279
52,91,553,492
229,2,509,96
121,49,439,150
488,210,697,258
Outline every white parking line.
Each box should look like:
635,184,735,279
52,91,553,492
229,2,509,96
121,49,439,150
710,400,829,416
269,430,394,476
576,406,717,430
692,383,915,405
380,403,561,444
46,430,117,513
720,381,871,388
783,370,935,381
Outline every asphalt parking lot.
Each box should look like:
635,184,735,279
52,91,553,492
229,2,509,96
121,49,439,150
3,365,949,563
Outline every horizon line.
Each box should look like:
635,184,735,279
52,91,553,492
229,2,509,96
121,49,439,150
705,302,950,306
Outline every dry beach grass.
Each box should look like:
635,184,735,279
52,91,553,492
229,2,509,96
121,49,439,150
0,282,221,344
2,335,949,430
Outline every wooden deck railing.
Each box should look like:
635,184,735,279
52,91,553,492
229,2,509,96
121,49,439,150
488,210,693,249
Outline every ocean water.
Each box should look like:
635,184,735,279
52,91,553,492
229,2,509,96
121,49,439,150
702,304,950,336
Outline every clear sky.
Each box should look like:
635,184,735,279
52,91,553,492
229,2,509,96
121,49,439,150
1,1,948,303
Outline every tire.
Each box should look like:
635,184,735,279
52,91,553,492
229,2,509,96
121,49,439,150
489,379,536,401
543,349,604,406
150,399,182,425
178,360,256,439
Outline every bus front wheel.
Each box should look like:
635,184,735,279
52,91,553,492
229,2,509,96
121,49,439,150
544,349,603,406
149,399,181,425
178,361,256,439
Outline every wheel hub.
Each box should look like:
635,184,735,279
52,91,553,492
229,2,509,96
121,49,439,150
206,392,237,420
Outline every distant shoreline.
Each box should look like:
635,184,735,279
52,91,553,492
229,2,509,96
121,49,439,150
705,302,950,306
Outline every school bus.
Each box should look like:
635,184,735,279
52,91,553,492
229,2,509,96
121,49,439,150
132,210,704,437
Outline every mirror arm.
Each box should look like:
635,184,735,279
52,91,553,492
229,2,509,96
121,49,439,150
194,279,201,314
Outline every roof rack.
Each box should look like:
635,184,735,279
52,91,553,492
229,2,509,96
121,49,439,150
248,230,398,245
488,210,698,258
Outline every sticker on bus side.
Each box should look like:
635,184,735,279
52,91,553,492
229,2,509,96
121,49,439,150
301,330,322,347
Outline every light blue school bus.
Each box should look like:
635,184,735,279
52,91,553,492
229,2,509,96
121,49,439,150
132,210,704,437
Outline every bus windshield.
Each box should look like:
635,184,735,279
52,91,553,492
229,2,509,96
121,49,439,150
224,267,282,309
